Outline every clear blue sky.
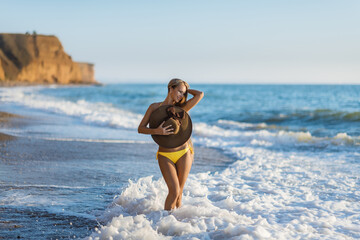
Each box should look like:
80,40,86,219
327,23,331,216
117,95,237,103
1,0,359,84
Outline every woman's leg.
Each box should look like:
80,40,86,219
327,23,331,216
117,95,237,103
158,156,180,210
175,150,193,208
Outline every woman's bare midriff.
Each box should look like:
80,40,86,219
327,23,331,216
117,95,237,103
158,139,193,152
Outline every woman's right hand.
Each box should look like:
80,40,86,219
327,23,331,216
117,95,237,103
156,121,174,135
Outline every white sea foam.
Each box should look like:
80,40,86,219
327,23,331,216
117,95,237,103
87,147,360,239
218,119,272,130
0,183,95,209
0,189,66,207
2,184,91,189
37,137,151,144
0,87,142,129
194,122,360,149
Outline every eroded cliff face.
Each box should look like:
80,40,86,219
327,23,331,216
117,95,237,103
0,58,5,80
0,33,97,84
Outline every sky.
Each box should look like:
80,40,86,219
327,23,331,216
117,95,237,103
1,0,359,84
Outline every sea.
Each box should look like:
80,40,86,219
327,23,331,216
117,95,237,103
0,84,359,239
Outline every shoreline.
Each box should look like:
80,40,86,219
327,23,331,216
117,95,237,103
0,104,234,239
0,80,103,87
0,80,39,87
0,111,21,141
0,132,15,141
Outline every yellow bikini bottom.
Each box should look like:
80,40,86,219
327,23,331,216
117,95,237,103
156,146,194,164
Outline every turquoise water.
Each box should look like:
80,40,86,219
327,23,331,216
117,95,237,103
1,84,359,239
36,84,360,151
38,84,360,137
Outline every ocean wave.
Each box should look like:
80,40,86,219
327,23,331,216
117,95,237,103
36,137,151,144
264,109,360,123
0,87,143,129
1,87,358,149
218,119,285,130
0,189,66,207
1,184,91,189
193,122,360,149
87,147,360,239
312,109,360,122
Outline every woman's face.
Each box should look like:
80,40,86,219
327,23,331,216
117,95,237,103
170,83,187,102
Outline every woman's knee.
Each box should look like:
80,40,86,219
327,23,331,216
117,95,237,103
168,186,181,199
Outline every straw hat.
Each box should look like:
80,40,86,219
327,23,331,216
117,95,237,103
149,105,192,148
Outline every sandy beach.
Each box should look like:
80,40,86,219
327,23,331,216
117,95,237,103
0,111,20,141
0,81,36,87
0,132,15,142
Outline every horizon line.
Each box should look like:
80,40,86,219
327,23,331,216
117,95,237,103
100,82,360,85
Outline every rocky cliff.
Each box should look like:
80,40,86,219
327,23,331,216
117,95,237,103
0,33,97,85
0,58,4,80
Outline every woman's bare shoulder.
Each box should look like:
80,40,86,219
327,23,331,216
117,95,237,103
148,102,162,111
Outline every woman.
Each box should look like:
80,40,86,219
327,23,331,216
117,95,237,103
138,78,204,210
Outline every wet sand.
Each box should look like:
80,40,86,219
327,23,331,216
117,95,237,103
0,81,103,87
0,80,36,87
0,111,20,141
0,132,15,141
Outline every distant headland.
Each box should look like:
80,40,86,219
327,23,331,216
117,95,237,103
0,33,99,86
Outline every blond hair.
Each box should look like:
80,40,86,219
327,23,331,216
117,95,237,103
168,78,189,107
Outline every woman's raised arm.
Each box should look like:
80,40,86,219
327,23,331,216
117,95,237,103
182,89,204,112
